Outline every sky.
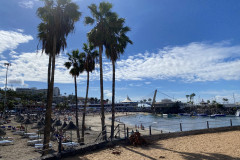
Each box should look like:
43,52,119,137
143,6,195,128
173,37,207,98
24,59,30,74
1,0,240,103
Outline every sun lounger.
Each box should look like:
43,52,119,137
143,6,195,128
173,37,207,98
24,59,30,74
29,135,39,140
23,133,37,138
13,131,24,135
34,143,52,152
62,142,79,150
0,140,14,146
1,137,13,140
27,139,42,146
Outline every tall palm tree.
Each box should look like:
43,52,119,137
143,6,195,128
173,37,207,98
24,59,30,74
37,0,80,154
186,95,189,103
105,17,132,140
85,2,116,139
81,43,98,142
64,50,84,143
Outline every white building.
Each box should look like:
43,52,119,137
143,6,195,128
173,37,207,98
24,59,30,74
53,87,60,97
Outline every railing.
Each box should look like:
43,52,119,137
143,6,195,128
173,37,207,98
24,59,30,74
96,119,239,142
126,118,239,137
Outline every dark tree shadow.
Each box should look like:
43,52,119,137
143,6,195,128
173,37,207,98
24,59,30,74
148,143,240,160
122,145,157,160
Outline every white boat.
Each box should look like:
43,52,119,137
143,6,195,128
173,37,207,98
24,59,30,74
235,110,240,116
162,114,168,117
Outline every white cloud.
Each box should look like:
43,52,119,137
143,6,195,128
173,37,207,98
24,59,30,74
113,42,240,82
145,82,151,85
1,41,240,88
0,30,33,56
16,29,24,33
19,1,34,9
104,89,112,99
8,78,24,85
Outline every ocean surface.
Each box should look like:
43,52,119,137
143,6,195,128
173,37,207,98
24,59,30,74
116,113,240,132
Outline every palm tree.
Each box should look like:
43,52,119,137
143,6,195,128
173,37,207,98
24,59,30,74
81,43,98,142
186,95,189,103
37,0,80,154
190,93,196,104
105,16,133,140
85,2,116,139
64,50,85,143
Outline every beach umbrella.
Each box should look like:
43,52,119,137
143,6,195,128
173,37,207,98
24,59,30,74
16,116,24,123
0,128,6,136
63,121,78,143
53,120,62,131
60,121,67,131
60,121,67,139
22,118,32,133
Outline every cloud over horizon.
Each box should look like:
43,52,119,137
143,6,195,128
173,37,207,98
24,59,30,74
1,40,240,86
114,41,240,82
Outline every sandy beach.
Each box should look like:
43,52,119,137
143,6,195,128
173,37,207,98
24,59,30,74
1,112,240,160
64,130,240,160
0,112,136,160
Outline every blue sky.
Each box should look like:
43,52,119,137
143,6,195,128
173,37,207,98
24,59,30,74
1,0,240,103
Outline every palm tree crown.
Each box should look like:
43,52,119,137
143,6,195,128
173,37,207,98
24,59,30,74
64,50,85,77
37,0,81,55
82,43,98,73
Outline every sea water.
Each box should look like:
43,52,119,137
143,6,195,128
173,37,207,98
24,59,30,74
116,113,240,132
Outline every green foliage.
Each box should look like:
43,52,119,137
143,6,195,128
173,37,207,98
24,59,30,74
65,49,85,77
37,0,81,55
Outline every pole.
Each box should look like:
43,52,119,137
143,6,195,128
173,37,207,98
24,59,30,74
230,119,232,126
149,126,152,135
180,123,182,132
4,63,10,115
207,121,209,129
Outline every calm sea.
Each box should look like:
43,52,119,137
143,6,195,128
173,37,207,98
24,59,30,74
116,113,240,132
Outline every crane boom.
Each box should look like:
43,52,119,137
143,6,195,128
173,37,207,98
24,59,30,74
151,89,157,112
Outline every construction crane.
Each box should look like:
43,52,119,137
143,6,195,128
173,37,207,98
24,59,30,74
151,89,157,112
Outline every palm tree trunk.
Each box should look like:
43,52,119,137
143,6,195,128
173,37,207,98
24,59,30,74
74,75,81,143
110,61,115,141
42,35,56,155
81,71,89,142
99,45,106,140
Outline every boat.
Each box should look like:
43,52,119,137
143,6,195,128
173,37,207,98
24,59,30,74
210,114,226,117
162,114,173,118
178,113,191,116
197,114,208,117
235,110,240,116
162,114,168,118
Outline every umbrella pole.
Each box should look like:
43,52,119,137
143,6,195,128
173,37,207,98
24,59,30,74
71,131,72,144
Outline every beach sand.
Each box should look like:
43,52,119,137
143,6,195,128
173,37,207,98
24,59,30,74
2,112,240,160
0,112,136,160
64,130,240,160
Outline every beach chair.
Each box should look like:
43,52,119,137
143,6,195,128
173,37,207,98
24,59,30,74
29,135,39,140
13,131,24,135
23,133,37,138
0,140,14,146
34,143,52,152
27,139,42,146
